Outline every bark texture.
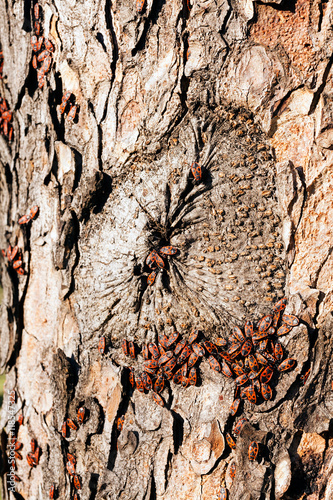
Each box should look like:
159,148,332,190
0,0,333,498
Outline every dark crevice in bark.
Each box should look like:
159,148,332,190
22,0,32,31
48,72,66,142
309,53,333,116
171,410,183,454
88,472,99,500
132,0,166,56
104,0,118,92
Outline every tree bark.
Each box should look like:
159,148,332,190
0,0,333,498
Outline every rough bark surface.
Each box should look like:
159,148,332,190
0,0,332,498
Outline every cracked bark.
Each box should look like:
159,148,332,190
0,0,333,498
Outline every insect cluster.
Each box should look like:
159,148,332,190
59,91,78,122
145,246,178,285
30,3,54,89
0,96,13,141
18,205,39,225
1,245,25,275
59,407,86,499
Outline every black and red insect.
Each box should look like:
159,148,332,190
278,358,296,372
77,407,85,424
230,398,240,416
190,162,202,182
152,391,164,407
98,337,106,354
226,432,236,449
248,441,259,461
73,474,81,490
66,460,75,476
229,462,236,480
67,418,78,430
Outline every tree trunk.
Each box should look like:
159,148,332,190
0,0,332,498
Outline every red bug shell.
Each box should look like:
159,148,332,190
32,55,38,69
128,341,136,358
29,205,39,219
74,474,81,490
227,343,242,358
37,36,44,51
244,320,253,338
230,398,240,416
247,354,259,372
190,162,202,182
300,369,310,385
274,342,284,362
49,485,55,499
66,460,75,476
122,339,128,356
27,453,35,467
241,339,252,357
233,418,247,436
276,324,293,336
142,343,149,360
117,415,125,431
273,297,287,313
218,486,228,500
67,453,76,465
158,333,169,349
147,271,156,285
44,38,54,52
59,91,71,114
15,441,22,450
34,3,41,19
252,330,270,342
272,312,280,328
74,494,79,500
18,214,30,224
166,330,179,347
181,376,189,388
188,329,199,344
253,379,261,392
188,367,197,385
33,446,40,465
177,345,192,365
159,246,178,256
12,258,22,270
67,104,77,122
16,267,25,275
37,49,50,62
141,371,152,391
188,351,199,368
181,362,188,377
260,366,273,384
136,0,145,13
158,350,173,365
37,69,46,88
203,340,217,354
173,368,183,384
13,474,21,482
34,21,41,35
15,451,22,460
77,407,85,424
282,314,299,327
235,374,248,386
226,432,236,449
148,342,160,359
163,367,173,380
248,370,260,380
31,35,38,51
31,438,37,453
229,461,236,480
9,245,18,261
129,368,135,387
268,326,275,336
278,358,296,372
41,56,52,74
146,251,157,269
262,352,276,364
248,441,259,461
221,359,233,378
152,391,165,407
192,342,205,356
67,419,78,430
232,326,245,343
163,356,176,372
154,373,164,393
61,421,67,438
153,249,165,269
174,339,187,356
135,374,145,392
215,337,227,348
208,355,221,373
98,336,105,354
258,315,273,333
143,359,158,371
261,383,272,400
245,385,256,404
258,339,268,352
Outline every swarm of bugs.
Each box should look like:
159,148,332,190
1,245,25,275
26,438,41,468
18,205,39,225
112,297,298,415
59,91,78,122
30,3,54,88
0,96,13,141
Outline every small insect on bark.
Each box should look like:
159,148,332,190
229,462,236,481
98,336,106,354
59,91,72,114
152,391,165,407
77,407,85,424
73,474,81,490
49,484,55,499
67,104,78,122
147,271,157,285
248,441,259,461
67,453,76,465
226,432,236,449
136,0,146,13
66,460,75,476
218,486,228,500
190,162,202,182
67,418,78,430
